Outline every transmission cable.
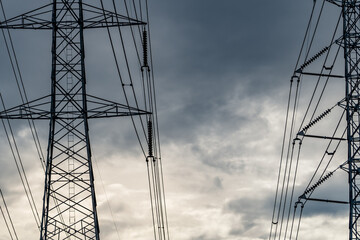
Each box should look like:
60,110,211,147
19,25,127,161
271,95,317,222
295,203,304,240
282,140,302,240
303,111,346,202
92,151,121,240
0,205,14,240
98,0,146,157
131,0,166,233
297,12,342,133
0,0,46,170
276,128,300,240
144,21,167,240
0,95,41,229
288,202,300,240
0,188,18,240
0,1,69,230
302,0,326,67
97,1,169,239
118,1,169,238
294,9,344,205
272,77,301,240
269,77,296,239
290,9,343,217
281,2,342,238
292,0,318,72
292,0,326,131
290,204,304,240
269,3,318,236
270,1,325,239
113,0,149,141
281,111,346,239
145,0,170,237
127,0,143,63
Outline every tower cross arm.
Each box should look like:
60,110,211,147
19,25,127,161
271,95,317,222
0,3,145,30
0,94,150,120
325,0,342,7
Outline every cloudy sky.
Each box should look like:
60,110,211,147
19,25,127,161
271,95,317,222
0,0,351,240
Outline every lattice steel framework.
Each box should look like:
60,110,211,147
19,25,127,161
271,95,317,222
343,0,360,239
0,1,147,239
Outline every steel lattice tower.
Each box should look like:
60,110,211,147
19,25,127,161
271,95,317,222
325,0,360,238
0,1,147,239
343,1,360,238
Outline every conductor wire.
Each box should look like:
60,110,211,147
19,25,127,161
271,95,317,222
0,95,41,229
283,141,302,240
99,0,146,157
145,0,170,238
0,188,18,240
269,1,318,238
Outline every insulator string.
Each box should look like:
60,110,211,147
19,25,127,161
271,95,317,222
97,1,169,240
303,110,346,203
297,12,342,133
297,46,329,72
269,1,345,239
300,108,332,134
304,171,334,195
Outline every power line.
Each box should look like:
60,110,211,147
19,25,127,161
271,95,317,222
270,0,360,239
0,0,46,170
0,95,41,229
0,1,169,238
0,188,18,240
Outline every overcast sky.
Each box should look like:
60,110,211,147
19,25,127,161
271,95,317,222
0,1,351,240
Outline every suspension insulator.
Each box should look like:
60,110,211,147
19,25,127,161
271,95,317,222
296,46,329,72
143,29,148,67
300,108,332,134
148,120,153,157
304,171,334,195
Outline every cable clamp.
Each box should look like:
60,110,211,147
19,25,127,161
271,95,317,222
291,75,300,83
146,156,154,162
295,200,304,208
293,137,302,145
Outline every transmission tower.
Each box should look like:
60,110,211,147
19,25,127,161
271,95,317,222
342,1,360,238
268,0,360,239
0,1,150,239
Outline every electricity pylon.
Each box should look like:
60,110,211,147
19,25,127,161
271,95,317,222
342,1,360,238
0,1,147,239
299,0,360,238
269,0,360,239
